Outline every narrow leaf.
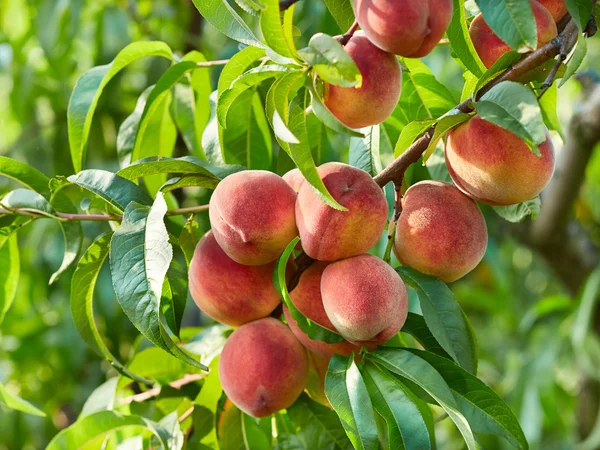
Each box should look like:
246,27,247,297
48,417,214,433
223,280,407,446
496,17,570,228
0,235,19,325
475,0,538,51
0,382,45,417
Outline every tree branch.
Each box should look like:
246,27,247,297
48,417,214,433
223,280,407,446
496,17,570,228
279,0,301,11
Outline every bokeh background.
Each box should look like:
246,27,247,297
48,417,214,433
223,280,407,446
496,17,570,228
1,0,600,448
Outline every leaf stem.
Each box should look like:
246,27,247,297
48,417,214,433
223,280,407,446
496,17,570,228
338,21,360,46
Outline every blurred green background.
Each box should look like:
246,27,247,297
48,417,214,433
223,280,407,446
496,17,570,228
1,0,600,448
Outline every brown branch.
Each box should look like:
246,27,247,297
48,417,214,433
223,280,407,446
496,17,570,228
120,373,204,406
373,20,580,189
338,21,360,46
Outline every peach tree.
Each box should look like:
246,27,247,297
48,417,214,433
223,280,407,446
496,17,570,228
0,0,598,448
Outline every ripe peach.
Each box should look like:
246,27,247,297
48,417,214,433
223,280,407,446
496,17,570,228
219,318,309,417
295,162,389,261
394,181,488,283
209,170,298,266
469,0,557,68
282,168,305,192
188,232,289,327
321,254,408,346
283,262,361,357
445,116,556,205
537,0,568,22
323,31,401,129
354,0,453,57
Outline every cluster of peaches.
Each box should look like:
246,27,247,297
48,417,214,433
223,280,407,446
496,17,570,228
186,0,564,419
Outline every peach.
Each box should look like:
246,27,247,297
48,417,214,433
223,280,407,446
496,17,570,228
296,162,388,261
354,0,453,57
209,170,298,266
323,31,401,129
283,262,361,357
469,0,557,68
188,232,289,327
445,115,556,205
394,181,488,283
219,318,309,417
321,254,408,346
282,168,305,192
537,0,568,22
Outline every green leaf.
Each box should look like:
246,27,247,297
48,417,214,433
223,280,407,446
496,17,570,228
46,410,177,450
49,192,83,284
423,113,471,161
191,0,264,48
0,156,51,198
400,312,453,361
539,84,564,137
68,41,174,172
218,65,293,127
260,0,297,59
265,71,306,144
0,234,19,325
117,156,230,182
80,378,118,418
71,232,151,384
572,266,600,348
369,348,478,450
492,198,541,222
473,51,522,97
163,259,188,338
474,0,538,51
394,120,436,157
68,169,153,211
325,355,379,450
308,85,365,137
218,47,266,95
287,90,345,210
349,125,384,176
407,349,529,450
192,358,222,447
179,219,204,267
566,0,594,31
299,33,362,87
362,362,432,450
447,0,486,77
474,81,546,155
274,238,345,344
559,32,588,87
0,381,45,417
322,0,355,31
118,86,154,166
1,189,54,218
160,175,221,193
109,193,207,370
396,267,477,375
287,394,353,450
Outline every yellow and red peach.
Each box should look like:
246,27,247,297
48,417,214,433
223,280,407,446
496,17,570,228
188,232,287,327
283,262,361,357
354,0,453,57
282,168,306,192
219,318,309,417
537,0,568,22
295,162,389,261
321,254,408,345
394,181,488,283
209,170,298,266
445,116,556,205
323,31,401,129
469,0,557,68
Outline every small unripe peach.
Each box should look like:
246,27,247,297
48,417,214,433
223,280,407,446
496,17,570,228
324,31,401,129
209,170,298,266
394,181,488,283
296,162,389,261
445,116,556,205
469,0,557,68
537,0,568,22
188,232,285,327
282,168,306,192
219,318,309,417
354,0,453,57
283,262,361,357
321,254,408,346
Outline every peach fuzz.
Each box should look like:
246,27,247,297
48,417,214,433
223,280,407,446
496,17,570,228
469,0,557,68
282,168,306,192
394,181,488,283
295,162,389,261
445,116,556,206
323,31,401,129
321,254,408,346
354,0,453,57
219,318,309,418
209,170,298,266
283,262,361,357
188,232,290,327
537,0,568,22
